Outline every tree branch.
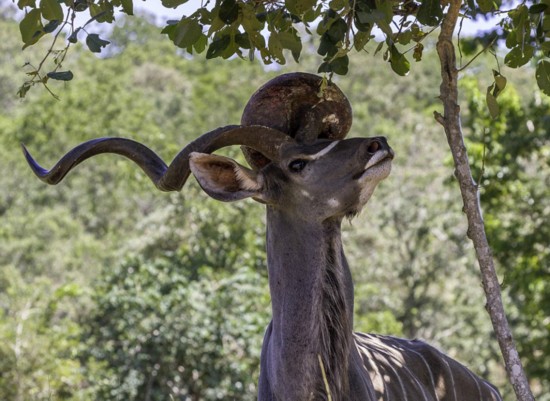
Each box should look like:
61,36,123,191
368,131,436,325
435,2,535,401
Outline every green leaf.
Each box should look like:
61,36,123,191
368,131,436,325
413,42,424,62
73,0,87,11
397,29,412,45
120,0,133,15
235,32,251,49
318,35,337,57
374,41,384,56
477,0,495,13
160,0,189,9
161,21,177,39
389,45,410,76
19,8,44,48
329,0,346,11
219,0,239,24
318,55,349,75
193,34,208,53
354,11,372,33
417,0,443,26
248,30,266,50
47,70,74,81
505,30,517,48
43,19,60,33
278,29,302,62
486,84,500,119
206,35,230,59
208,15,226,36
18,0,35,8
303,3,323,23
357,10,391,36
504,45,534,68
40,0,63,21
485,70,507,118
354,31,371,51
541,41,550,55
535,60,550,96
507,5,529,48
68,27,80,43
241,3,264,31
17,82,32,98
268,33,285,63
172,19,203,49
528,3,548,13
86,33,110,53
377,0,394,24
285,0,316,16
89,3,114,23
493,70,507,95
329,55,349,75
410,23,425,41
326,17,348,43
221,37,238,59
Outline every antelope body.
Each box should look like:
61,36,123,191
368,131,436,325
24,73,502,401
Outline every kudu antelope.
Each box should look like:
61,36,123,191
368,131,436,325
24,73,502,401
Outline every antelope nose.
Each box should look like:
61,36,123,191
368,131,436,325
366,137,391,155
367,141,380,153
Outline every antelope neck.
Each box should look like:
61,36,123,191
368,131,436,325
265,207,355,400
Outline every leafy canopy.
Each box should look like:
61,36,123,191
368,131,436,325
14,0,550,97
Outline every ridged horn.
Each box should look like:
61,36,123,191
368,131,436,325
23,125,294,192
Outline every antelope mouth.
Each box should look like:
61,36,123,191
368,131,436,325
354,149,394,180
365,149,394,170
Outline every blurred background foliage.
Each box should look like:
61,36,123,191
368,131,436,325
0,5,548,401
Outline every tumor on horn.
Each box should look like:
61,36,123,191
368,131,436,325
240,72,353,170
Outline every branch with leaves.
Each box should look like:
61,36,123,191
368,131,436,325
435,1,535,400
17,0,113,96
16,0,550,98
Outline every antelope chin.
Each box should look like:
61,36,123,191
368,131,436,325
359,150,393,182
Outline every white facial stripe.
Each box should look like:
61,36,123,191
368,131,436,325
309,141,340,160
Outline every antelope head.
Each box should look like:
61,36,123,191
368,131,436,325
23,73,393,222
190,136,392,223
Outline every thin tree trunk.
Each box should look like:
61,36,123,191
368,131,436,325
434,2,535,401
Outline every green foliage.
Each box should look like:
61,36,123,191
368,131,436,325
82,258,269,401
14,0,550,97
0,266,86,401
417,0,443,26
85,33,110,53
461,76,550,398
19,8,44,48
536,60,550,94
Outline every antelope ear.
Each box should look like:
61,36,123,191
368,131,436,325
189,152,263,202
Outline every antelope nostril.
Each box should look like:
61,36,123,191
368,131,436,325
367,141,380,154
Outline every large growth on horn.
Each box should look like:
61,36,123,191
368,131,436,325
241,72,352,169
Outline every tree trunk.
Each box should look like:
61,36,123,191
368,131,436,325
434,2,535,401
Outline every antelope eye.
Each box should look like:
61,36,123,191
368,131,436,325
288,159,308,173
